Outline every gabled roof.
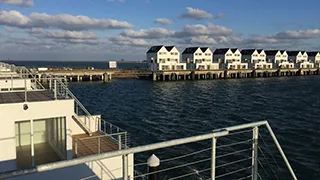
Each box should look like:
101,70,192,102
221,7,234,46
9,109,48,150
200,47,209,52
147,45,164,53
165,46,174,52
307,51,320,56
279,50,286,54
230,48,238,53
213,48,230,54
265,50,279,56
286,51,300,56
240,49,256,55
182,47,199,54
257,49,263,53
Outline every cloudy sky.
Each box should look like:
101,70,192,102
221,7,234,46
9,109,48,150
0,0,319,61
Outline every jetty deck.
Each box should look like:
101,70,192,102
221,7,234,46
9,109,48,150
34,67,320,82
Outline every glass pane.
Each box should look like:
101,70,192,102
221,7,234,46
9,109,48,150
15,121,32,169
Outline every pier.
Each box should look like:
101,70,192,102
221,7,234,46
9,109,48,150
34,67,320,83
152,68,320,81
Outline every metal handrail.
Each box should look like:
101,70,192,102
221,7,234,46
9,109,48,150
0,121,297,180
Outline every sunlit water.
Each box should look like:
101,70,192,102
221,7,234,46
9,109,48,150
69,76,320,180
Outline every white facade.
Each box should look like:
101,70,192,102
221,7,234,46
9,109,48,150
146,46,186,71
242,50,273,69
266,51,294,68
308,52,320,68
214,49,248,69
182,47,219,70
288,51,314,68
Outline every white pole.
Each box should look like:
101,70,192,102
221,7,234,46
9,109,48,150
211,137,216,180
252,126,259,180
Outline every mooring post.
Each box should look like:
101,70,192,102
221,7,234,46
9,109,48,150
147,154,160,180
211,137,216,180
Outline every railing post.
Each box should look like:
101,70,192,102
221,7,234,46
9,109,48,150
124,132,128,149
122,154,128,180
98,137,100,154
211,137,216,180
252,126,259,180
98,117,101,132
75,139,78,157
24,78,27,102
104,120,106,133
118,133,122,150
54,79,57,99
49,76,52,90
11,74,13,91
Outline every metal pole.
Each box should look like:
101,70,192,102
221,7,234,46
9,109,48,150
211,137,216,180
30,119,35,167
118,134,122,150
104,120,106,133
122,154,128,180
54,79,57,99
75,140,78,157
98,137,100,154
11,74,13,91
266,123,297,180
49,77,52,90
24,79,27,102
252,126,258,180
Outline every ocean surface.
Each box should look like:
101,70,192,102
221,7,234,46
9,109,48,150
68,76,320,180
2,60,147,69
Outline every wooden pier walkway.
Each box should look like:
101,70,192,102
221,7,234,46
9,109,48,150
35,68,320,82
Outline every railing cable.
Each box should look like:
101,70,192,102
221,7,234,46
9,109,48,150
215,166,251,179
259,133,281,168
217,139,252,149
134,157,211,178
167,168,211,180
258,146,280,180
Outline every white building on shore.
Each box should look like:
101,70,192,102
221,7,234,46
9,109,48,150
181,47,219,70
287,51,314,68
308,51,320,67
146,45,186,71
265,50,294,68
241,49,273,69
213,48,248,69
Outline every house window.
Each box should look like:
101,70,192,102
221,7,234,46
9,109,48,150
260,55,265,57
175,52,178,55
171,52,175,55
276,55,281,57
226,54,232,56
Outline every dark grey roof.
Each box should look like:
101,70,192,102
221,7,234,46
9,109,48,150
257,49,263,53
182,47,199,54
230,48,238,53
147,45,164,53
200,47,209,52
279,50,286,54
241,49,256,55
213,48,230,54
265,50,279,56
307,51,320,56
165,46,174,52
286,51,300,56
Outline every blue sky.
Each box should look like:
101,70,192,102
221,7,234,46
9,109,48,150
0,0,319,61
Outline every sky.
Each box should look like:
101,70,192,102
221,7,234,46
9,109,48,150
0,0,319,61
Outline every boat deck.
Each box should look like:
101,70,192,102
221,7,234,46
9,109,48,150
72,132,119,158
0,90,67,104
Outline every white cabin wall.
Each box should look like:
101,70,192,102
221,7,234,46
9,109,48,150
0,99,74,173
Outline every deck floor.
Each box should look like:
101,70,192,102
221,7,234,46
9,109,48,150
73,132,119,158
0,90,66,104
16,142,61,169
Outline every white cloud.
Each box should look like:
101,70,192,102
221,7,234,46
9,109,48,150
275,29,320,39
180,7,225,20
0,0,33,7
154,18,173,25
120,28,174,39
173,23,234,38
45,30,98,40
0,10,134,30
108,36,151,46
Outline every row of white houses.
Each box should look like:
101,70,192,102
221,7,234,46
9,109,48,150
146,45,320,71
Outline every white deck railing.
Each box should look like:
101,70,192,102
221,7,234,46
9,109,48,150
0,121,297,180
